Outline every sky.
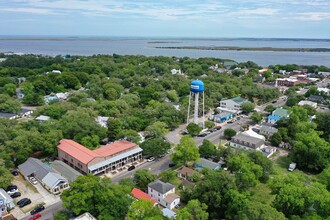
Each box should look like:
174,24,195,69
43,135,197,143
1,0,330,38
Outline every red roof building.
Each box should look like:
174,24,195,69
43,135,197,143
57,139,143,175
131,188,158,204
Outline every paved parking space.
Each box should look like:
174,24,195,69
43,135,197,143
10,174,61,219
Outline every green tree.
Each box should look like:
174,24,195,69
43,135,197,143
0,94,21,113
3,83,16,97
199,139,216,159
126,199,163,220
61,175,132,219
271,132,282,146
133,169,156,191
238,201,286,220
241,102,255,114
54,211,70,220
319,165,330,191
171,136,200,165
159,170,177,183
145,121,168,138
264,104,276,113
140,138,170,157
292,130,330,172
204,120,215,129
177,199,209,220
250,112,263,124
81,135,100,149
186,123,202,136
0,165,13,189
107,118,122,141
224,128,236,140
286,96,298,107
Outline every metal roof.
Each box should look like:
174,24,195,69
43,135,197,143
42,172,68,190
51,160,82,183
88,147,143,171
195,158,220,170
18,157,51,180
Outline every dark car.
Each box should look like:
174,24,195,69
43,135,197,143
30,204,45,215
6,185,17,192
169,163,176,167
227,120,233,124
10,192,21,198
17,198,29,206
19,198,31,208
272,100,277,103
10,170,19,176
197,133,207,137
128,165,135,171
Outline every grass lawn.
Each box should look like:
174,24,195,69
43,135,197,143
250,182,275,205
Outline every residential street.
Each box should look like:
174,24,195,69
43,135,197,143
21,201,63,220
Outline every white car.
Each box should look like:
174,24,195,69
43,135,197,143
147,157,155,162
7,188,19,195
29,177,38,185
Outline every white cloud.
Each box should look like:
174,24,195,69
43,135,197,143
235,8,279,16
1,7,54,14
294,12,330,21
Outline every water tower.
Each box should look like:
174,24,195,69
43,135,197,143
187,79,205,128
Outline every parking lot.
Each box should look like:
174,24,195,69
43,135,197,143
10,174,61,219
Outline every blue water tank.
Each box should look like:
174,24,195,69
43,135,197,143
190,80,204,93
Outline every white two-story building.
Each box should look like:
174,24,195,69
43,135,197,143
148,180,180,210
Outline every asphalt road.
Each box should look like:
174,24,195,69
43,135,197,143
21,201,63,220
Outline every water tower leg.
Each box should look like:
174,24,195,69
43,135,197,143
187,92,192,125
194,93,199,124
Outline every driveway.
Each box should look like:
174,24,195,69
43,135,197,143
10,174,61,220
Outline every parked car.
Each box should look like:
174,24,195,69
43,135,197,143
17,198,30,206
10,170,19,176
181,130,189,135
29,177,38,185
29,213,42,220
30,204,45,215
19,198,31,208
272,100,277,103
147,157,155,162
197,133,207,137
128,165,135,171
227,120,233,124
7,188,19,195
169,163,176,167
215,125,222,130
10,192,21,198
6,185,17,192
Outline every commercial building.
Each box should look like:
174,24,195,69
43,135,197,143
57,139,143,175
220,97,248,112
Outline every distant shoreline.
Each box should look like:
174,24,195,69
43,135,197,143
0,37,330,42
154,46,330,52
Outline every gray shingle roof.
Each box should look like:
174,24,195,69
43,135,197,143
18,157,51,180
148,180,174,194
260,125,278,134
51,160,82,183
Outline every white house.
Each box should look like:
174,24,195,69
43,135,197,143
298,100,317,108
220,97,249,112
317,88,330,95
95,116,110,128
148,180,180,210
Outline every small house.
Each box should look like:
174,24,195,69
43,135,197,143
35,115,51,123
267,108,290,124
259,125,278,139
0,188,14,213
194,158,221,171
177,167,198,180
298,100,317,108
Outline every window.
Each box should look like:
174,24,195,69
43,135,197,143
151,189,153,192
158,193,160,196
